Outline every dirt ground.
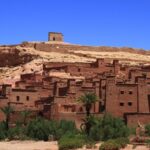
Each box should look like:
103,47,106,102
0,141,58,150
0,141,149,150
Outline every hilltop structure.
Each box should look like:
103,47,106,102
48,32,63,42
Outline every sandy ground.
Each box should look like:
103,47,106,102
0,141,149,150
0,141,58,150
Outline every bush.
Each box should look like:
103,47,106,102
26,118,78,141
0,122,7,140
26,117,50,141
89,114,129,141
115,137,129,148
0,119,78,141
99,137,129,150
145,124,150,136
58,133,85,150
102,115,129,140
7,125,29,140
89,125,102,141
99,139,121,150
46,119,78,140
55,120,78,140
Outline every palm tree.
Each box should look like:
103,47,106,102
78,92,97,117
21,110,31,126
78,92,97,135
0,105,14,129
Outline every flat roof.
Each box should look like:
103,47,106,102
48,32,63,35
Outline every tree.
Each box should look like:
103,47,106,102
78,92,97,135
78,92,97,117
21,110,31,126
0,105,14,129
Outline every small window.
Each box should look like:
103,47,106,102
78,68,81,72
26,96,29,101
79,107,83,112
16,96,20,101
120,102,124,106
128,102,132,106
53,37,55,41
129,91,133,95
120,91,124,94
93,82,96,86
102,86,105,89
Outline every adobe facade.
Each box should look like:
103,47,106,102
48,32,63,42
1,58,150,126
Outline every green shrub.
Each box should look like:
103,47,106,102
26,117,50,141
8,126,22,140
115,137,129,148
54,120,78,140
89,125,101,141
26,118,78,141
58,133,85,150
102,115,129,140
145,124,150,136
90,114,129,141
99,137,129,150
99,139,121,150
7,125,28,140
0,122,7,140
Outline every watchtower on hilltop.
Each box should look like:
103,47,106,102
48,32,63,42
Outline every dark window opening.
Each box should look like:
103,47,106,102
120,102,124,106
26,96,29,101
53,37,55,41
148,95,150,112
99,102,105,112
16,96,20,101
79,107,83,112
58,87,67,96
128,102,132,106
93,82,96,86
78,68,81,72
102,86,105,89
120,91,124,94
129,91,133,94
38,111,43,117
120,67,126,71
71,107,75,112
64,106,68,112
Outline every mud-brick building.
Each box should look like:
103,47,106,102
1,58,150,126
42,59,150,126
0,74,53,122
105,75,150,126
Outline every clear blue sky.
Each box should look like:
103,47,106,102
0,0,150,50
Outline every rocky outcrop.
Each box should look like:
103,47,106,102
0,41,150,84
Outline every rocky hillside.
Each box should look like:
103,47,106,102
0,41,150,86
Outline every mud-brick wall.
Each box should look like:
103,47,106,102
126,113,150,126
